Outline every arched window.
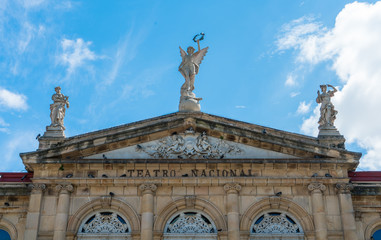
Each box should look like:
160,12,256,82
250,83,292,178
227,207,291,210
77,211,131,240
164,211,217,240
0,229,11,240
250,211,304,240
372,229,381,239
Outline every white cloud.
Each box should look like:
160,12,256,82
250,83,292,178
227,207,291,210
235,105,246,109
290,92,300,98
22,0,46,8
1,131,36,171
296,101,311,114
60,38,98,74
103,27,148,86
278,2,381,170
0,117,10,133
0,87,28,110
300,106,319,137
285,74,297,86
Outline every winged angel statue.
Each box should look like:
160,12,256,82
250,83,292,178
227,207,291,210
178,33,209,112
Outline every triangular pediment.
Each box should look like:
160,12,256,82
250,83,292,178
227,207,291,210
20,112,361,169
84,128,297,159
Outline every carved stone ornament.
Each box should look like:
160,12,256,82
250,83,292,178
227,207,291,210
49,86,69,130
185,195,196,208
139,184,157,193
224,183,242,193
252,212,302,234
166,212,216,234
316,84,338,130
55,184,74,194
136,129,243,159
307,182,326,193
178,33,209,112
28,184,46,193
81,212,129,234
336,182,353,194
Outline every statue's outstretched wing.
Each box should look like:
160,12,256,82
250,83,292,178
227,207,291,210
179,46,187,59
193,47,209,66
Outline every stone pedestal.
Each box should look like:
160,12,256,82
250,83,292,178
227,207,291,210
318,126,345,149
224,183,241,240
336,183,357,240
38,126,65,150
308,182,328,240
139,184,157,240
53,184,73,240
24,184,46,240
179,92,201,112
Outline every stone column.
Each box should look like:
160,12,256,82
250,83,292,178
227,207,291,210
139,184,157,240
53,184,74,240
336,183,357,240
24,183,46,240
308,182,328,240
224,183,241,240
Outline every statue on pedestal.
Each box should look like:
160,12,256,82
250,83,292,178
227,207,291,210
49,86,69,130
178,33,209,112
316,84,337,129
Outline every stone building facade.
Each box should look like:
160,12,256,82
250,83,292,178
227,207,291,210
0,111,381,239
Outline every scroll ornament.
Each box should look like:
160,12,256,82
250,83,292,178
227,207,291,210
224,183,242,193
307,182,326,193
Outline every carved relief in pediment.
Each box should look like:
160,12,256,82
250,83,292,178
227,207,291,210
136,128,242,159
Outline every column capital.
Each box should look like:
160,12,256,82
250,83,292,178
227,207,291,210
336,182,353,194
224,183,241,194
139,183,157,194
28,183,46,194
308,182,326,193
55,184,74,194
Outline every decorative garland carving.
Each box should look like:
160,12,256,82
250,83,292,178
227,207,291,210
336,182,353,194
81,212,129,233
224,183,242,193
136,129,242,159
307,182,326,193
252,213,301,234
166,212,215,234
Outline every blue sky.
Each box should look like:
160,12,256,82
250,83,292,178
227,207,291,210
1,0,381,172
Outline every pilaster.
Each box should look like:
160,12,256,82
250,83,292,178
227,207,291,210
224,183,241,240
308,182,328,240
139,184,157,240
24,183,46,240
53,184,74,240
336,182,357,240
